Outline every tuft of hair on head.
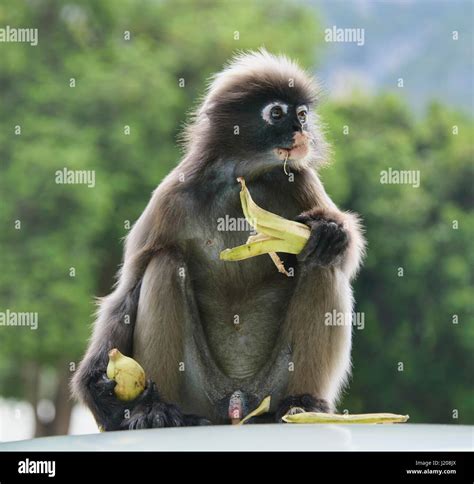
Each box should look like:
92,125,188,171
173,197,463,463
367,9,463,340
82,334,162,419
201,48,321,113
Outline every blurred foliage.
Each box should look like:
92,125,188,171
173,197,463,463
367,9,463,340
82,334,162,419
0,0,472,430
321,97,474,423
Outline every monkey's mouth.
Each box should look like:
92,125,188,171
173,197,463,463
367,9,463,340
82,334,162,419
275,143,309,161
274,132,311,162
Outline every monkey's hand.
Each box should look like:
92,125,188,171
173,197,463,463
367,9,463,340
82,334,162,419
275,394,330,422
88,372,135,431
89,373,209,430
295,208,349,267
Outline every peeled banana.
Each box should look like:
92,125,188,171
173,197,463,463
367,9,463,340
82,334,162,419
282,412,410,424
106,348,146,401
220,178,310,274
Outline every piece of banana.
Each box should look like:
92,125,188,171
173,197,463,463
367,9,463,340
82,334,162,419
220,178,310,273
238,177,310,246
106,348,146,401
220,235,301,260
238,396,272,425
282,412,410,424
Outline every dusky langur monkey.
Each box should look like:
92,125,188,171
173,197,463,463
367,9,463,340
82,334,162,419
72,49,365,429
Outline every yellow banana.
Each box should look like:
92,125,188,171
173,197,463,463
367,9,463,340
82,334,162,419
282,412,410,424
106,348,146,401
238,177,310,245
220,236,301,261
220,178,310,274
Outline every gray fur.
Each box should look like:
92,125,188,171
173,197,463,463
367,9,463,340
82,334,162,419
72,50,365,427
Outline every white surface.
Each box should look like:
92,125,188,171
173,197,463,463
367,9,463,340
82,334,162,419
0,424,472,451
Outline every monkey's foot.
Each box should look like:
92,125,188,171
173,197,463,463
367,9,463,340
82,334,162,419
122,382,211,429
124,401,211,429
275,394,330,422
124,400,184,429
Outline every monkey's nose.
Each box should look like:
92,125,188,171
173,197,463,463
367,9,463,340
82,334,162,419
293,122,303,133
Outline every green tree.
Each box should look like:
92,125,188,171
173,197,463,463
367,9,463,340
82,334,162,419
0,0,320,436
321,96,474,423
1,0,472,439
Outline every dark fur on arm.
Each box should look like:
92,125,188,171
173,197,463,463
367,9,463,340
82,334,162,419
70,277,144,430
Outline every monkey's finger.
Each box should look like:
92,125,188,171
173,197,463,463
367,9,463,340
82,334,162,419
297,225,325,261
95,374,117,396
318,237,348,265
312,223,334,260
323,227,348,254
133,379,157,404
317,228,348,265
294,214,316,226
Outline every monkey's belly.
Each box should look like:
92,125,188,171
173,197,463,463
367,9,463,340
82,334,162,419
178,229,298,420
198,287,287,379
178,277,294,421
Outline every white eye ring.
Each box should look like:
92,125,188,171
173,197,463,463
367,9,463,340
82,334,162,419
261,102,288,124
297,105,308,125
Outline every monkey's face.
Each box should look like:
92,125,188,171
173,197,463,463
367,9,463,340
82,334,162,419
191,51,326,176
207,91,318,175
260,99,313,166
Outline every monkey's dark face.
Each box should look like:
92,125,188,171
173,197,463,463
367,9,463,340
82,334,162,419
259,98,312,163
206,88,317,175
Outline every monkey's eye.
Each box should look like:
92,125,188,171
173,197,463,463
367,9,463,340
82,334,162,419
270,105,284,121
297,106,308,125
262,102,288,124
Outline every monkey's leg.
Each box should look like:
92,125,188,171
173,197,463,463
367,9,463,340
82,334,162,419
72,249,208,430
277,207,365,420
277,266,353,420
126,250,210,429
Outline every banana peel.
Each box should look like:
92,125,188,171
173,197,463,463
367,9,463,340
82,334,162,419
238,396,272,425
282,412,410,424
220,178,310,275
236,394,408,425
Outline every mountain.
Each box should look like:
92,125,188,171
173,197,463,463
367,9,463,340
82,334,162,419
307,0,473,114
